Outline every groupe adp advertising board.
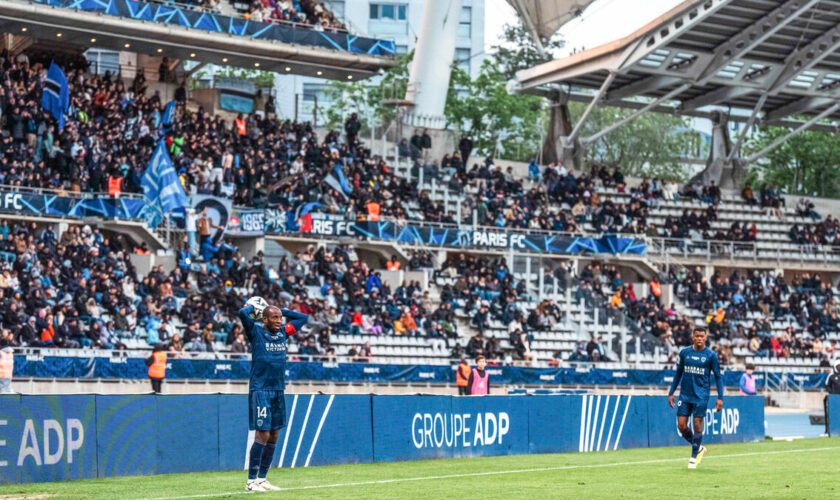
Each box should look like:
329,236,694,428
0,394,764,484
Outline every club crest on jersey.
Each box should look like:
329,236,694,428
701,357,706,362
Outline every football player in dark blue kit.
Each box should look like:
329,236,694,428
667,327,723,469
239,298,308,492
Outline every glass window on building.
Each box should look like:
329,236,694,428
458,6,471,38
302,83,329,103
324,0,344,18
370,3,407,21
396,44,408,54
455,48,470,74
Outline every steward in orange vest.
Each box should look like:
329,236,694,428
108,174,123,198
366,201,381,222
456,358,471,396
146,344,167,393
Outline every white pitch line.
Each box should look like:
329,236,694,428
140,445,840,500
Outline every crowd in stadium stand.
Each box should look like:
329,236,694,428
2,50,840,370
243,0,346,31
4,49,836,254
668,266,838,364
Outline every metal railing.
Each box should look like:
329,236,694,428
646,236,840,264
0,184,143,202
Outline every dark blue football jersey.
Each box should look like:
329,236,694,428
668,346,723,403
239,305,308,391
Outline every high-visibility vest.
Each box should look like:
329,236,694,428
40,324,55,343
386,260,401,271
470,368,489,395
0,350,13,378
148,351,167,379
366,202,380,222
456,363,471,387
108,176,123,198
235,118,247,136
650,281,661,297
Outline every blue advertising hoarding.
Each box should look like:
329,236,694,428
13,355,827,391
0,394,765,484
829,395,840,438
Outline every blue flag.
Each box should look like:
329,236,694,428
161,100,176,128
334,164,353,194
41,62,69,130
141,140,188,228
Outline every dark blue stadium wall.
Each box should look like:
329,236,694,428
12,355,831,389
830,395,840,437
0,394,764,484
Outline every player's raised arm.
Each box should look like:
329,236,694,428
238,304,256,337
281,309,309,336
239,297,268,339
668,351,684,408
712,351,724,411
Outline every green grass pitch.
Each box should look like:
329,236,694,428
2,438,838,499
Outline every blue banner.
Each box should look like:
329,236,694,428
0,394,764,484
371,395,530,462
646,396,765,447
829,395,840,438
35,0,395,55
13,355,826,390
0,191,146,220
0,395,98,484
264,213,647,256
41,63,69,130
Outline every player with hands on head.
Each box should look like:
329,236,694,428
239,296,308,492
667,327,723,470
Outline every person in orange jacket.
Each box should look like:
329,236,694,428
456,358,471,396
146,343,167,393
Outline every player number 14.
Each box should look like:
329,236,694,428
257,406,268,418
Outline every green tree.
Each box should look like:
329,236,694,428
570,104,695,181
444,61,545,162
214,67,275,88
744,128,840,198
321,52,412,132
492,22,565,79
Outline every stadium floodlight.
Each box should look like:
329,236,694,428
222,57,228,63
254,63,260,67
20,27,26,32
56,32,62,37
124,43,131,48
90,38,96,43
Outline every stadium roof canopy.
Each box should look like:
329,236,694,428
512,0,840,135
505,0,597,42
0,0,393,80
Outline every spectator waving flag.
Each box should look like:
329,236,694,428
334,164,353,194
161,100,177,129
141,140,188,228
41,62,69,131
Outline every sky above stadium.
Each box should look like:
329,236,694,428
485,0,685,55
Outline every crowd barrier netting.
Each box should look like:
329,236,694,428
11,355,831,389
0,394,764,484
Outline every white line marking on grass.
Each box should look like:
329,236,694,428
142,445,840,500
